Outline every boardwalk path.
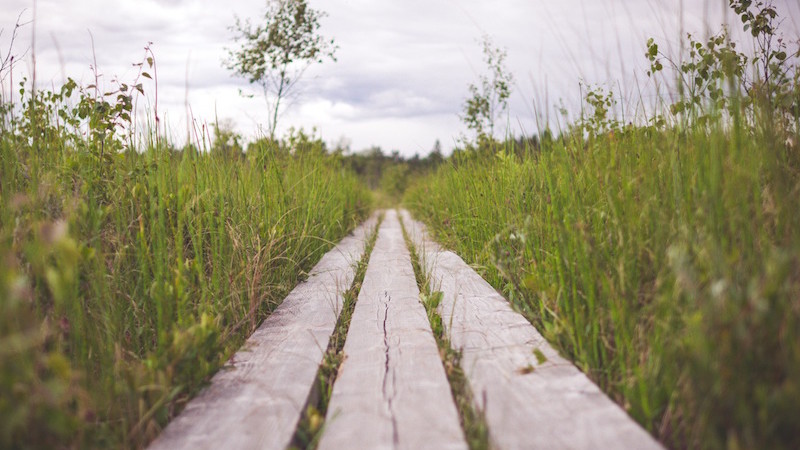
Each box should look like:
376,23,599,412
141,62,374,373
318,210,465,450
148,209,661,450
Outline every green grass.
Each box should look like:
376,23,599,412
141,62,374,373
0,80,371,447
405,121,800,448
406,7,800,447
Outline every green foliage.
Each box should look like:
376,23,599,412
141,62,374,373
647,0,799,130
578,84,620,136
339,144,444,205
283,126,328,156
225,0,337,138
0,72,369,448
731,0,800,128
647,29,747,124
379,164,410,201
211,119,244,160
461,35,514,146
407,122,800,449
407,4,800,449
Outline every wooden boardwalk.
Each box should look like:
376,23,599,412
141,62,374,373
149,209,663,450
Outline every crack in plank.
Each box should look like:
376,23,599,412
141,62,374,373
319,211,466,450
380,290,400,447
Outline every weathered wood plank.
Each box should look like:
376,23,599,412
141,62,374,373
147,214,378,450
318,210,467,450
400,209,663,450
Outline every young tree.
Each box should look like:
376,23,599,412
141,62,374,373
225,0,337,139
461,35,514,144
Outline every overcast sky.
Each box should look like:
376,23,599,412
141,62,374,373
2,0,799,156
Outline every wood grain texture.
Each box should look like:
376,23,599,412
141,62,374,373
399,209,663,450
147,214,378,450
318,210,467,450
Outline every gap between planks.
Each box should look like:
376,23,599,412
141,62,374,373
147,214,378,450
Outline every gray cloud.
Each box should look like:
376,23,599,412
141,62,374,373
3,0,799,155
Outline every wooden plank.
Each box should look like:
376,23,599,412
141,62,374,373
148,214,379,450
318,210,467,450
399,209,663,450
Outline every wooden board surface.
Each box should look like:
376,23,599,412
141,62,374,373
318,210,467,450
399,209,663,450
147,214,378,450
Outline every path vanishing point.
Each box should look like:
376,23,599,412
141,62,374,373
147,209,663,450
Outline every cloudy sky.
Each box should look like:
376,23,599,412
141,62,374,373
2,0,799,156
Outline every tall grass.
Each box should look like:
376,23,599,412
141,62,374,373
405,12,800,448
406,119,799,449
0,76,370,447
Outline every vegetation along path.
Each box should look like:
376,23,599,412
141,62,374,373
148,210,662,450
